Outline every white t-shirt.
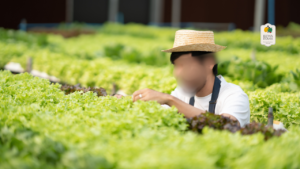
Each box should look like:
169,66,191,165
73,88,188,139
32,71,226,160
161,75,250,127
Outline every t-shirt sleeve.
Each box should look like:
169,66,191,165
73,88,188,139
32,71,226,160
160,86,181,108
219,91,250,128
170,86,179,98
161,104,171,108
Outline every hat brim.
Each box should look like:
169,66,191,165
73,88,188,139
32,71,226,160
161,43,226,53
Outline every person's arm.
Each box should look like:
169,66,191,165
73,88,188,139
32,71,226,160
165,94,206,118
165,91,241,123
131,88,206,118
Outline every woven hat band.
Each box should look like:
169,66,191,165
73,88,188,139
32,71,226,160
173,30,215,48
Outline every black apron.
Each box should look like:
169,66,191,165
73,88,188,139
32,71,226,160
188,76,221,114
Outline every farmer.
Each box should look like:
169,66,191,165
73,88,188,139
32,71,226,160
114,30,250,127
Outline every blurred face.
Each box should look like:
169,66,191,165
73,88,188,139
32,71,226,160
173,53,212,94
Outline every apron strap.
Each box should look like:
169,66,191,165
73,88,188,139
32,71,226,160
188,76,221,114
208,76,221,114
189,95,195,106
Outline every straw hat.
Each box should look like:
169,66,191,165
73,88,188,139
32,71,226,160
161,30,226,53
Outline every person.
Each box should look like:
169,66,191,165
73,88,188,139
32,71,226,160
113,30,250,127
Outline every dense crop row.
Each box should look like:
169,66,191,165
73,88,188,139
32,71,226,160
1,23,300,168
1,71,300,169
1,24,300,89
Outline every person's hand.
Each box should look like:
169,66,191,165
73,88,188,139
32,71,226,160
221,113,237,121
113,94,124,99
220,113,240,126
132,88,169,104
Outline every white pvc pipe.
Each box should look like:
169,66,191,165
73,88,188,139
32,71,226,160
108,0,119,22
171,0,181,28
254,0,266,32
150,0,164,25
66,0,74,23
